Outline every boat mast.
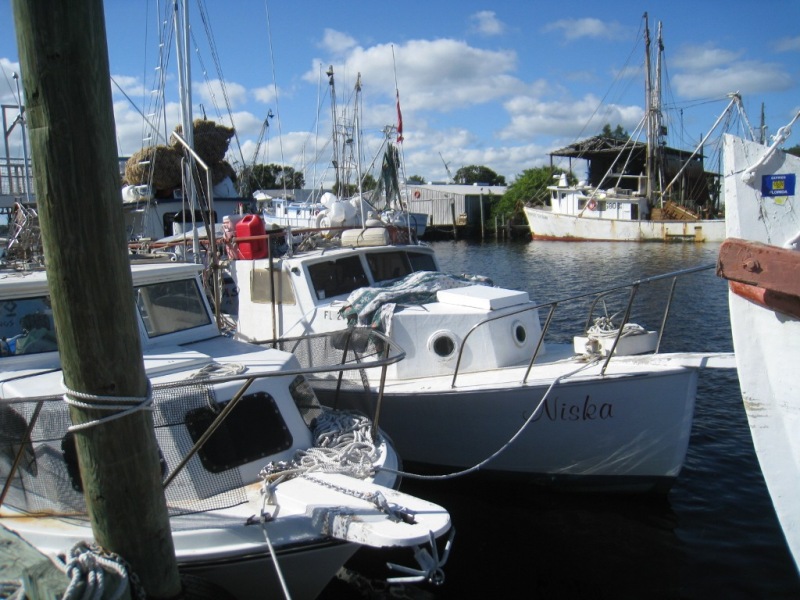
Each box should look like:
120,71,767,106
173,0,199,258
327,65,341,195
644,13,661,205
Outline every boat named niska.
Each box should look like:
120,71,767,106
218,217,735,494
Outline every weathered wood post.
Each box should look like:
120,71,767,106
12,1,182,598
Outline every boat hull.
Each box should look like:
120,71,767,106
316,363,698,493
523,206,726,242
721,132,800,571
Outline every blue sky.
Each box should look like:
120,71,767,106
1,0,799,187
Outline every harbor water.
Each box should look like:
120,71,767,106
320,239,800,599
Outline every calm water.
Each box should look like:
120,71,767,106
321,239,800,599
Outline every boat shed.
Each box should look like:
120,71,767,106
405,183,507,237
549,135,713,206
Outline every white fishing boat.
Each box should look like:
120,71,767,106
226,221,735,494
0,259,452,599
716,123,800,572
523,15,739,243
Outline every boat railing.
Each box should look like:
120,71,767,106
451,263,716,387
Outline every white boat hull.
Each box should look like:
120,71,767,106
722,132,800,571
316,355,699,493
524,206,726,242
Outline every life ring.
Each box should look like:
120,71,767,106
413,190,421,199
587,199,597,211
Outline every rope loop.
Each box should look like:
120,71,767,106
63,382,153,433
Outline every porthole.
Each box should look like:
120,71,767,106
428,330,458,359
512,320,527,347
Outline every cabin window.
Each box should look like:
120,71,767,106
135,278,212,337
0,296,58,356
163,209,218,237
251,269,296,305
184,391,293,473
307,256,369,300
407,251,437,272
366,251,413,283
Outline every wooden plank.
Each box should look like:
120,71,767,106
717,238,800,298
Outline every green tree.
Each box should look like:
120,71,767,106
333,173,377,197
601,123,629,140
786,145,800,158
241,163,304,197
453,164,506,186
407,174,426,184
493,166,575,220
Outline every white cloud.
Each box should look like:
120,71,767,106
672,62,793,98
773,36,800,52
469,11,506,37
320,28,358,54
193,78,248,110
542,18,629,42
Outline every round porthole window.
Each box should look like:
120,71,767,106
428,330,458,359
512,321,527,346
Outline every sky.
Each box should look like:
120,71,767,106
1,0,799,189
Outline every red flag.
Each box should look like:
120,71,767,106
396,90,404,143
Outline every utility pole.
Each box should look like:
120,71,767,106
12,1,182,597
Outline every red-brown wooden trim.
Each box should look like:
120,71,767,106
717,237,800,297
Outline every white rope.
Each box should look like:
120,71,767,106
58,541,136,600
587,316,647,339
63,384,153,433
381,356,603,481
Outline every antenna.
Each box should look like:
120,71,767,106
439,152,454,183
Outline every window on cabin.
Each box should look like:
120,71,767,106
184,391,293,473
251,268,296,305
0,296,58,356
307,256,368,300
366,251,413,283
408,251,437,272
135,278,212,337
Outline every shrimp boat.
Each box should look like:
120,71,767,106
222,218,735,494
716,123,800,572
0,258,452,600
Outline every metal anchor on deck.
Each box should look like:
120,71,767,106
385,527,455,586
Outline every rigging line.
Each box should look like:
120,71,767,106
570,16,646,145
263,0,288,200
192,0,246,171
112,77,169,147
391,44,409,187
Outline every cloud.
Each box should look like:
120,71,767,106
319,28,358,54
670,43,792,98
306,36,523,113
671,62,793,98
773,36,800,52
469,11,506,37
542,18,629,42
193,78,248,110
499,93,644,143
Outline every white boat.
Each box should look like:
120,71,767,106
0,259,452,599
523,16,737,243
227,225,735,494
716,123,800,572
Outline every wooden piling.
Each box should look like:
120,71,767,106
12,1,182,598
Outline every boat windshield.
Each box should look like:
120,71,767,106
135,277,212,337
0,296,58,356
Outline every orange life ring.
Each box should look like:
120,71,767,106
587,199,597,211
413,190,421,199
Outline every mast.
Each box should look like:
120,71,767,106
643,13,655,202
173,0,199,258
327,65,340,194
